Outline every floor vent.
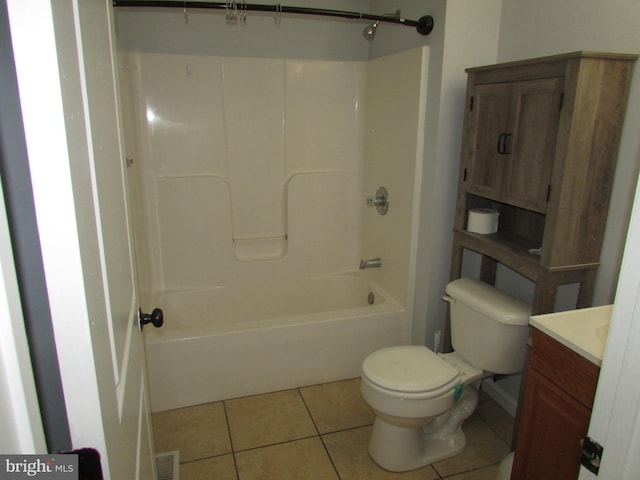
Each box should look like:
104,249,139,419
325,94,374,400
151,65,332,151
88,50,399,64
155,450,179,480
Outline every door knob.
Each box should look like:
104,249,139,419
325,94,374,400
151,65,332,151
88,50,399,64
139,308,164,330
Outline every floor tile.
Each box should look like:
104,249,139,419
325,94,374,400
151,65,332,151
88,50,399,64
152,402,231,462
225,389,317,451
300,378,374,433
151,380,514,480
180,455,237,480
322,426,440,480
235,437,338,480
443,464,499,479
432,413,510,478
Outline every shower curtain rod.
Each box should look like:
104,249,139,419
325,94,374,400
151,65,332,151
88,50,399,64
112,1,434,36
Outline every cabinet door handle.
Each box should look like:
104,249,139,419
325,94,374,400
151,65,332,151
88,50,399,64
497,133,512,155
497,133,506,154
503,133,512,155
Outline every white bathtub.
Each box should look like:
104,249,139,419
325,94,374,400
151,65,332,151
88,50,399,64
144,273,409,412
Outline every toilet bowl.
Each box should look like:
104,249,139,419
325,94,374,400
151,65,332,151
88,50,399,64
361,346,487,471
360,278,531,472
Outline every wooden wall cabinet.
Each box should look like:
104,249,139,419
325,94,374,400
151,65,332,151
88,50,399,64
451,52,636,314
511,329,600,479
466,78,563,213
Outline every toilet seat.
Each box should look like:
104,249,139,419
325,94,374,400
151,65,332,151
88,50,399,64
362,346,460,399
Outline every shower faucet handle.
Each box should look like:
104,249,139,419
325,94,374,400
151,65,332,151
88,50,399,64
366,186,389,215
367,196,387,207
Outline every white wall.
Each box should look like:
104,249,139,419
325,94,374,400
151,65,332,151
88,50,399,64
497,0,640,305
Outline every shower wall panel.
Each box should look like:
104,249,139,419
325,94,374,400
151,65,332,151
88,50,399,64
137,54,227,176
222,58,286,257
156,176,233,288
362,47,429,307
124,53,365,293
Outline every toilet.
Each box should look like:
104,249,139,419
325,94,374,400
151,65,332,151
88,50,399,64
360,278,531,472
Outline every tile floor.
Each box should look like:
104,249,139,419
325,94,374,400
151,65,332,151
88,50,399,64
152,378,513,480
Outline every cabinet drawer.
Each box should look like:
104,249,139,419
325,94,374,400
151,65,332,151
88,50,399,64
529,328,600,409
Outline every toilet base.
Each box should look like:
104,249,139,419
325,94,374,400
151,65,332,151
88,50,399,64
497,452,514,480
368,385,478,472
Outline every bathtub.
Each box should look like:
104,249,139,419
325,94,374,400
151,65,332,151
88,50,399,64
144,272,410,412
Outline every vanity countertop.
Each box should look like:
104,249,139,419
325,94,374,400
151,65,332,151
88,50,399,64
529,305,613,366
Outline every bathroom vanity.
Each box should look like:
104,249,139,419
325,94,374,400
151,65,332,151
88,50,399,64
511,306,612,479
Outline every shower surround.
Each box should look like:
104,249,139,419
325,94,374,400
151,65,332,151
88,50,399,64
121,47,429,411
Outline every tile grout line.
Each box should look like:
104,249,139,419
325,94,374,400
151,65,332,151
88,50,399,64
295,387,321,436
227,433,322,454
297,387,342,480
317,435,343,480
437,462,503,480
221,400,241,480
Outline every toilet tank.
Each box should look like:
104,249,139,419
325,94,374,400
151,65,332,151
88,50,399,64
445,278,531,375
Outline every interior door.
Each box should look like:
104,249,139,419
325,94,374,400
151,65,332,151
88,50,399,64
7,1,155,478
72,2,157,478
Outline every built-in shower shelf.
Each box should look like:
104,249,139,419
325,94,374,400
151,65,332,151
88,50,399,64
233,235,287,261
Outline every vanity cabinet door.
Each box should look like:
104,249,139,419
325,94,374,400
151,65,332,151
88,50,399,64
511,369,591,480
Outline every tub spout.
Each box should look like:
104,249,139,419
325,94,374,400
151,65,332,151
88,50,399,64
360,257,382,269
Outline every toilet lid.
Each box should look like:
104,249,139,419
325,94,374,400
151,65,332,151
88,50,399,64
362,346,460,394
